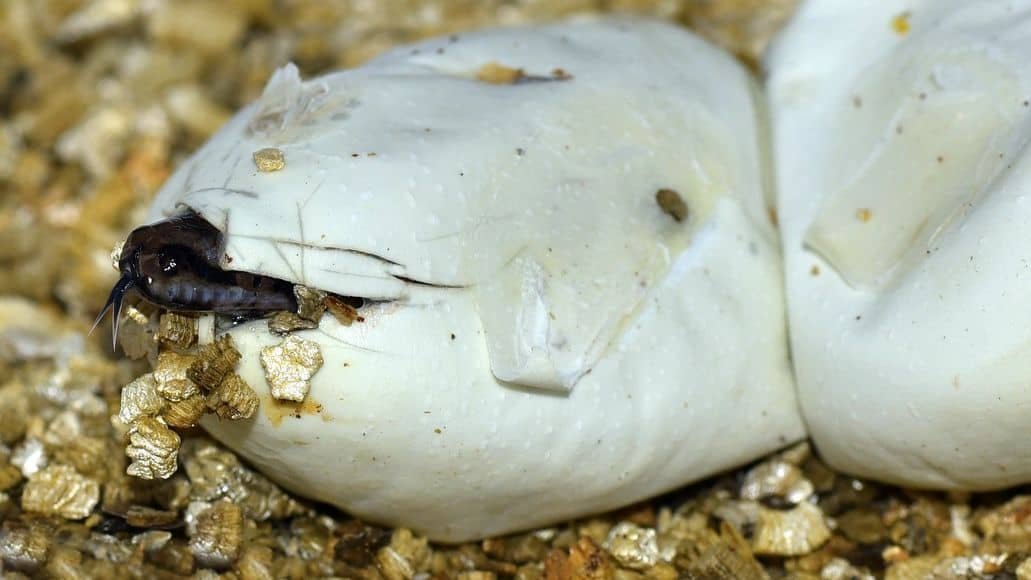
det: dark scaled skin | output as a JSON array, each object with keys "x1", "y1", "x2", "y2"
[{"x1": 93, "y1": 209, "x2": 298, "y2": 348}]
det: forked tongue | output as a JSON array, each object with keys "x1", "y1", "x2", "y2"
[{"x1": 90, "y1": 274, "x2": 134, "y2": 351}]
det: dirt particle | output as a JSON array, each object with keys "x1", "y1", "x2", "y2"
[
  {"x1": 656, "y1": 188, "x2": 688, "y2": 222},
  {"x1": 263, "y1": 394, "x2": 331, "y2": 427}
]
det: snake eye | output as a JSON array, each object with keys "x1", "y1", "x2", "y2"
[
  {"x1": 160, "y1": 253, "x2": 178, "y2": 274},
  {"x1": 157, "y1": 247, "x2": 188, "y2": 275}
]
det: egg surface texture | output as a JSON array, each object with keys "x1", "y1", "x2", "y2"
[
  {"x1": 148, "y1": 18, "x2": 804, "y2": 541},
  {"x1": 768, "y1": 0, "x2": 1031, "y2": 489}
]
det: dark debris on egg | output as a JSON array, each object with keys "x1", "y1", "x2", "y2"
[{"x1": 1, "y1": 0, "x2": 1030, "y2": 578}]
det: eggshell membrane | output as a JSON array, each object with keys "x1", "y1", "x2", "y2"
[
  {"x1": 768, "y1": 0, "x2": 1031, "y2": 489},
  {"x1": 140, "y1": 17, "x2": 805, "y2": 541}
]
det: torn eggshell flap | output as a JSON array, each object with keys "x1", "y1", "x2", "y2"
[
  {"x1": 768, "y1": 0, "x2": 1031, "y2": 489},
  {"x1": 148, "y1": 18, "x2": 804, "y2": 541}
]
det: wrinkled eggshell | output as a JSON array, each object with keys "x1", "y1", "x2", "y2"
[
  {"x1": 146, "y1": 18, "x2": 804, "y2": 541},
  {"x1": 768, "y1": 0, "x2": 1031, "y2": 489}
]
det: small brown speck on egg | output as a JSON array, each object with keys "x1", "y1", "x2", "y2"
[
  {"x1": 656, "y1": 188, "x2": 689, "y2": 222},
  {"x1": 475, "y1": 62, "x2": 526, "y2": 84},
  {"x1": 551, "y1": 68, "x2": 572, "y2": 80}
]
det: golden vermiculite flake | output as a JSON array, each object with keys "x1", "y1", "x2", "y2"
[
  {"x1": 50, "y1": 436, "x2": 107, "y2": 480},
  {"x1": 125, "y1": 505, "x2": 179, "y2": 528},
  {"x1": 156, "y1": 378, "x2": 200, "y2": 403},
  {"x1": 604, "y1": 522, "x2": 660, "y2": 570},
  {"x1": 120, "y1": 331, "x2": 260, "y2": 480},
  {"x1": 153, "y1": 351, "x2": 201, "y2": 401},
  {"x1": 294, "y1": 285, "x2": 327, "y2": 322},
  {"x1": 752, "y1": 502, "x2": 831, "y2": 556},
  {"x1": 162, "y1": 394, "x2": 207, "y2": 429},
  {"x1": 0, "y1": 460, "x2": 22, "y2": 491},
  {"x1": 206, "y1": 373, "x2": 259, "y2": 421},
  {"x1": 260, "y1": 335, "x2": 324, "y2": 402},
  {"x1": 680, "y1": 522, "x2": 767, "y2": 580},
  {"x1": 118, "y1": 374, "x2": 166, "y2": 424},
  {"x1": 267, "y1": 285, "x2": 327, "y2": 334},
  {"x1": 0, "y1": 520, "x2": 50, "y2": 571},
  {"x1": 190, "y1": 500, "x2": 244, "y2": 569},
  {"x1": 236, "y1": 545, "x2": 276, "y2": 579},
  {"x1": 187, "y1": 335, "x2": 242, "y2": 390},
  {"x1": 20, "y1": 464, "x2": 100, "y2": 520},
  {"x1": 157, "y1": 312, "x2": 197, "y2": 350},
  {"x1": 376, "y1": 528, "x2": 432, "y2": 580},
  {"x1": 267, "y1": 311, "x2": 318, "y2": 335},
  {"x1": 125, "y1": 417, "x2": 181, "y2": 480},
  {"x1": 109, "y1": 240, "x2": 125, "y2": 272}
]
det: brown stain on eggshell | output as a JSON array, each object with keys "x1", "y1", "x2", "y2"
[{"x1": 262, "y1": 394, "x2": 332, "y2": 427}]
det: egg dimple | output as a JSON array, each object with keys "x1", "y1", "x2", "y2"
[{"x1": 804, "y1": 36, "x2": 1030, "y2": 289}]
